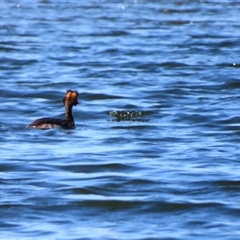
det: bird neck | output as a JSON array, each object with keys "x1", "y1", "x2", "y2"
[{"x1": 65, "y1": 103, "x2": 74, "y2": 122}]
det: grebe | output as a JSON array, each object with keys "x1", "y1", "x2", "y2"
[{"x1": 27, "y1": 90, "x2": 79, "y2": 129}]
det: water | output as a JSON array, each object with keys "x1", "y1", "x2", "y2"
[{"x1": 1, "y1": 1, "x2": 240, "y2": 239}]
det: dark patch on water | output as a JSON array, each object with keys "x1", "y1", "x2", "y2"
[{"x1": 109, "y1": 110, "x2": 153, "y2": 122}]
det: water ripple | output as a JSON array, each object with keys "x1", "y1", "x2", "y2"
[{"x1": 1, "y1": 1, "x2": 240, "y2": 239}]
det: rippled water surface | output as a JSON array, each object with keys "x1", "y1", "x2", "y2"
[{"x1": 1, "y1": 1, "x2": 240, "y2": 239}]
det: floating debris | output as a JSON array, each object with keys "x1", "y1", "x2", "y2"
[{"x1": 109, "y1": 110, "x2": 153, "y2": 122}]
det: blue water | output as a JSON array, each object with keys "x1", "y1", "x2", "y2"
[{"x1": 1, "y1": 1, "x2": 240, "y2": 239}]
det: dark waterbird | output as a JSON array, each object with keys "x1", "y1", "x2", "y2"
[{"x1": 26, "y1": 90, "x2": 79, "y2": 129}]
